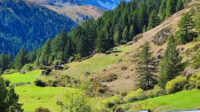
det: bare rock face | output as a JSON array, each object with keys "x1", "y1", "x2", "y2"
[{"x1": 153, "y1": 27, "x2": 173, "y2": 46}]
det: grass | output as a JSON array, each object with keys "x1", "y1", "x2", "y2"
[
  {"x1": 61, "y1": 44, "x2": 133, "y2": 78},
  {"x1": 125, "y1": 90, "x2": 200, "y2": 111},
  {"x1": 3, "y1": 70, "x2": 79, "y2": 112},
  {"x1": 3, "y1": 70, "x2": 41, "y2": 84},
  {"x1": 15, "y1": 85, "x2": 78, "y2": 112}
]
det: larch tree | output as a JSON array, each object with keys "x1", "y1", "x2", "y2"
[
  {"x1": 136, "y1": 42, "x2": 157, "y2": 90},
  {"x1": 158, "y1": 35, "x2": 183, "y2": 88}
]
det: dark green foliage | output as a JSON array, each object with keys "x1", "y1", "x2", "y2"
[
  {"x1": 95, "y1": 30, "x2": 110, "y2": 53},
  {"x1": 158, "y1": 36, "x2": 183, "y2": 88},
  {"x1": 14, "y1": 47, "x2": 28, "y2": 70},
  {"x1": 35, "y1": 107, "x2": 50, "y2": 112},
  {"x1": 39, "y1": 39, "x2": 51, "y2": 65},
  {"x1": 0, "y1": 54, "x2": 13, "y2": 74},
  {"x1": 2, "y1": 0, "x2": 185, "y2": 71},
  {"x1": 122, "y1": 26, "x2": 129, "y2": 41},
  {"x1": 136, "y1": 42, "x2": 157, "y2": 90},
  {"x1": 195, "y1": 13, "x2": 200, "y2": 37},
  {"x1": 165, "y1": 76, "x2": 187, "y2": 94},
  {"x1": 159, "y1": 0, "x2": 185, "y2": 19},
  {"x1": 34, "y1": 79, "x2": 46, "y2": 87},
  {"x1": 0, "y1": 0, "x2": 76, "y2": 56},
  {"x1": 147, "y1": 10, "x2": 161, "y2": 30},
  {"x1": 159, "y1": 0, "x2": 167, "y2": 21},
  {"x1": 0, "y1": 76, "x2": 22, "y2": 112},
  {"x1": 175, "y1": 13, "x2": 195, "y2": 44},
  {"x1": 58, "y1": 92, "x2": 92, "y2": 112}
]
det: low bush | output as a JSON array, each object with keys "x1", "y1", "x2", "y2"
[
  {"x1": 34, "y1": 79, "x2": 46, "y2": 87},
  {"x1": 35, "y1": 107, "x2": 50, "y2": 112},
  {"x1": 165, "y1": 76, "x2": 187, "y2": 94},
  {"x1": 20, "y1": 64, "x2": 35, "y2": 73},
  {"x1": 145, "y1": 85, "x2": 166, "y2": 98},
  {"x1": 124, "y1": 88, "x2": 144, "y2": 102},
  {"x1": 188, "y1": 73, "x2": 200, "y2": 89},
  {"x1": 103, "y1": 96, "x2": 122, "y2": 108}
]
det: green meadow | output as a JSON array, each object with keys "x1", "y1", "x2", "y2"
[
  {"x1": 3, "y1": 70, "x2": 78, "y2": 112},
  {"x1": 125, "y1": 90, "x2": 200, "y2": 111}
]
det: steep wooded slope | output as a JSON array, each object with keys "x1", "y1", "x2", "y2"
[{"x1": 0, "y1": 0, "x2": 76, "y2": 55}]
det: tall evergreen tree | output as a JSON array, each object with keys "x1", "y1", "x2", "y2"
[
  {"x1": 136, "y1": 42, "x2": 157, "y2": 90},
  {"x1": 122, "y1": 26, "x2": 129, "y2": 41},
  {"x1": 95, "y1": 30, "x2": 108, "y2": 53},
  {"x1": 5, "y1": 87, "x2": 23, "y2": 112},
  {"x1": 14, "y1": 47, "x2": 28, "y2": 70},
  {"x1": 195, "y1": 13, "x2": 200, "y2": 37},
  {"x1": 159, "y1": 0, "x2": 167, "y2": 20},
  {"x1": 147, "y1": 10, "x2": 161, "y2": 30},
  {"x1": 176, "y1": 13, "x2": 194, "y2": 44},
  {"x1": 0, "y1": 76, "x2": 22, "y2": 112},
  {"x1": 176, "y1": 0, "x2": 184, "y2": 12},
  {"x1": 50, "y1": 29, "x2": 68, "y2": 61},
  {"x1": 39, "y1": 39, "x2": 51, "y2": 65},
  {"x1": 129, "y1": 25, "x2": 135, "y2": 40},
  {"x1": 158, "y1": 35, "x2": 183, "y2": 88},
  {"x1": 114, "y1": 30, "x2": 120, "y2": 45},
  {"x1": 0, "y1": 76, "x2": 8, "y2": 111},
  {"x1": 166, "y1": 0, "x2": 178, "y2": 17}
]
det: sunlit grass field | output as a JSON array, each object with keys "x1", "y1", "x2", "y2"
[
  {"x1": 15, "y1": 85, "x2": 77, "y2": 112},
  {"x1": 61, "y1": 44, "x2": 133, "y2": 78},
  {"x1": 3, "y1": 70, "x2": 78, "y2": 112},
  {"x1": 3, "y1": 70, "x2": 41, "y2": 84},
  {"x1": 124, "y1": 90, "x2": 200, "y2": 111}
]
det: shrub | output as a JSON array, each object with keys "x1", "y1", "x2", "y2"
[
  {"x1": 165, "y1": 76, "x2": 187, "y2": 94},
  {"x1": 144, "y1": 85, "x2": 166, "y2": 98},
  {"x1": 20, "y1": 64, "x2": 35, "y2": 73},
  {"x1": 34, "y1": 79, "x2": 46, "y2": 87},
  {"x1": 3, "y1": 69, "x2": 16, "y2": 74},
  {"x1": 35, "y1": 107, "x2": 50, "y2": 112},
  {"x1": 124, "y1": 88, "x2": 144, "y2": 102},
  {"x1": 58, "y1": 92, "x2": 92, "y2": 112},
  {"x1": 103, "y1": 96, "x2": 122, "y2": 108},
  {"x1": 188, "y1": 73, "x2": 200, "y2": 89}
]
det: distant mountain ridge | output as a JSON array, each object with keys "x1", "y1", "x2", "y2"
[
  {"x1": 0, "y1": 0, "x2": 76, "y2": 55},
  {"x1": 27, "y1": 0, "x2": 130, "y2": 9}
]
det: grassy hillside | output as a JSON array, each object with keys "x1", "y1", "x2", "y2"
[
  {"x1": 60, "y1": 44, "x2": 133, "y2": 78},
  {"x1": 3, "y1": 70, "x2": 41, "y2": 84},
  {"x1": 123, "y1": 90, "x2": 200, "y2": 111},
  {"x1": 3, "y1": 71, "x2": 79, "y2": 112},
  {"x1": 15, "y1": 85, "x2": 77, "y2": 112}
]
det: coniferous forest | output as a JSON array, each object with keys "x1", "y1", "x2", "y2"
[{"x1": 2, "y1": 0, "x2": 200, "y2": 112}]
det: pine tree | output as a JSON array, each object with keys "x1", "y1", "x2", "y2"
[
  {"x1": 129, "y1": 25, "x2": 135, "y2": 40},
  {"x1": 136, "y1": 42, "x2": 157, "y2": 90},
  {"x1": 158, "y1": 35, "x2": 183, "y2": 88},
  {"x1": 39, "y1": 39, "x2": 51, "y2": 65},
  {"x1": 166, "y1": 0, "x2": 178, "y2": 17},
  {"x1": 176, "y1": 13, "x2": 194, "y2": 44},
  {"x1": 95, "y1": 30, "x2": 108, "y2": 53},
  {"x1": 176, "y1": 0, "x2": 184, "y2": 12},
  {"x1": 50, "y1": 29, "x2": 68, "y2": 61},
  {"x1": 114, "y1": 30, "x2": 120, "y2": 45},
  {"x1": 159, "y1": 0, "x2": 167, "y2": 20},
  {"x1": 14, "y1": 47, "x2": 28, "y2": 70},
  {"x1": 147, "y1": 10, "x2": 160, "y2": 30},
  {"x1": 5, "y1": 87, "x2": 23, "y2": 112},
  {"x1": 195, "y1": 13, "x2": 200, "y2": 37},
  {"x1": 0, "y1": 76, "x2": 8, "y2": 111},
  {"x1": 63, "y1": 38, "x2": 73, "y2": 62},
  {"x1": 122, "y1": 26, "x2": 129, "y2": 41}
]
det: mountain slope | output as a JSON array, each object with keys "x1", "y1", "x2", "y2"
[{"x1": 0, "y1": 0, "x2": 76, "y2": 55}]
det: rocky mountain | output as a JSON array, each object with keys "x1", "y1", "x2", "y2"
[
  {"x1": 0, "y1": 0, "x2": 76, "y2": 55},
  {"x1": 26, "y1": 0, "x2": 130, "y2": 24}
]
